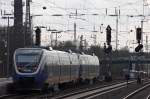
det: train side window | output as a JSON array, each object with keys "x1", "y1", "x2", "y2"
[
  {"x1": 53, "y1": 65, "x2": 60, "y2": 76},
  {"x1": 74, "y1": 55, "x2": 79, "y2": 65},
  {"x1": 48, "y1": 56, "x2": 51, "y2": 65},
  {"x1": 53, "y1": 54, "x2": 59, "y2": 65}
]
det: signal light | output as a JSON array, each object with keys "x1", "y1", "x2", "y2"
[
  {"x1": 106, "y1": 25, "x2": 111, "y2": 45},
  {"x1": 35, "y1": 27, "x2": 41, "y2": 46},
  {"x1": 136, "y1": 28, "x2": 142, "y2": 43},
  {"x1": 43, "y1": 6, "x2": 47, "y2": 10},
  {"x1": 135, "y1": 44, "x2": 143, "y2": 52}
]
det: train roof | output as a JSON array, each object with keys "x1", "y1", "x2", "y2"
[
  {"x1": 16, "y1": 47, "x2": 44, "y2": 50},
  {"x1": 15, "y1": 47, "x2": 98, "y2": 58}
]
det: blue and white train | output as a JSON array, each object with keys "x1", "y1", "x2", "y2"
[{"x1": 12, "y1": 47, "x2": 99, "y2": 91}]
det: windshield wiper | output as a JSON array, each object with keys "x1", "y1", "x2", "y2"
[{"x1": 25, "y1": 62, "x2": 34, "y2": 67}]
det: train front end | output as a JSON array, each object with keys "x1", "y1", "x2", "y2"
[{"x1": 13, "y1": 48, "x2": 45, "y2": 90}]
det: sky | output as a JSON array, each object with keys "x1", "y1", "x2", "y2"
[{"x1": 1, "y1": 0, "x2": 150, "y2": 51}]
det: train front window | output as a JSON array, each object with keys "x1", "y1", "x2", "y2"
[{"x1": 16, "y1": 53, "x2": 42, "y2": 73}]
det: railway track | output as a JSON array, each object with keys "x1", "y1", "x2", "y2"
[
  {"x1": 0, "y1": 80, "x2": 124, "y2": 99},
  {"x1": 23, "y1": 80, "x2": 129, "y2": 99},
  {"x1": 123, "y1": 81, "x2": 150, "y2": 99},
  {"x1": 0, "y1": 93, "x2": 39, "y2": 99},
  {"x1": 0, "y1": 94, "x2": 17, "y2": 99},
  {"x1": 34, "y1": 80, "x2": 134, "y2": 99},
  {"x1": 53, "y1": 80, "x2": 135, "y2": 99},
  {"x1": 0, "y1": 93, "x2": 38, "y2": 99},
  {"x1": 1, "y1": 79, "x2": 149, "y2": 99},
  {"x1": 146, "y1": 94, "x2": 150, "y2": 99},
  {"x1": 0, "y1": 94, "x2": 28, "y2": 99},
  {"x1": 52, "y1": 79, "x2": 150, "y2": 99}
]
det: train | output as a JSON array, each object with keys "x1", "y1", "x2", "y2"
[{"x1": 11, "y1": 47, "x2": 100, "y2": 91}]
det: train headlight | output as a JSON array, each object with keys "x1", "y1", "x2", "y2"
[
  {"x1": 32, "y1": 66, "x2": 38, "y2": 71},
  {"x1": 18, "y1": 67, "x2": 21, "y2": 70},
  {"x1": 17, "y1": 66, "x2": 23, "y2": 72}
]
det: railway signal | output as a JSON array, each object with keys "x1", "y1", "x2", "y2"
[
  {"x1": 35, "y1": 27, "x2": 41, "y2": 46},
  {"x1": 135, "y1": 44, "x2": 143, "y2": 52},
  {"x1": 43, "y1": 6, "x2": 47, "y2": 10},
  {"x1": 107, "y1": 45, "x2": 112, "y2": 52},
  {"x1": 136, "y1": 28, "x2": 142, "y2": 43},
  {"x1": 104, "y1": 25, "x2": 112, "y2": 54},
  {"x1": 106, "y1": 25, "x2": 112, "y2": 45},
  {"x1": 135, "y1": 27, "x2": 143, "y2": 52},
  {"x1": 104, "y1": 45, "x2": 112, "y2": 54}
]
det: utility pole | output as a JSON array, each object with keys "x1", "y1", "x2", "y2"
[
  {"x1": 92, "y1": 35, "x2": 97, "y2": 46},
  {"x1": 51, "y1": 31, "x2": 61, "y2": 47},
  {"x1": 7, "y1": 16, "x2": 10, "y2": 77},
  {"x1": 141, "y1": 20, "x2": 144, "y2": 46},
  {"x1": 92, "y1": 25, "x2": 98, "y2": 45},
  {"x1": 50, "y1": 32, "x2": 53, "y2": 47},
  {"x1": 25, "y1": 0, "x2": 32, "y2": 46},
  {"x1": 2, "y1": 14, "x2": 13, "y2": 77},
  {"x1": 143, "y1": 0, "x2": 145, "y2": 16},
  {"x1": 146, "y1": 35, "x2": 148, "y2": 53},
  {"x1": 56, "y1": 32, "x2": 58, "y2": 47},
  {"x1": 103, "y1": 25, "x2": 112, "y2": 81},
  {"x1": 80, "y1": 35, "x2": 83, "y2": 51},
  {"x1": 14, "y1": 0, "x2": 23, "y2": 47},
  {"x1": 135, "y1": 27, "x2": 143, "y2": 84},
  {"x1": 74, "y1": 22, "x2": 77, "y2": 42},
  {"x1": 109, "y1": 7, "x2": 119, "y2": 50},
  {"x1": 146, "y1": 35, "x2": 149, "y2": 77},
  {"x1": 115, "y1": 7, "x2": 119, "y2": 51},
  {"x1": 141, "y1": 0, "x2": 146, "y2": 50},
  {"x1": 74, "y1": 9, "x2": 78, "y2": 49},
  {"x1": 6, "y1": 16, "x2": 10, "y2": 77}
]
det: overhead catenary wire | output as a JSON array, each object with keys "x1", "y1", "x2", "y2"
[{"x1": 1, "y1": 0, "x2": 150, "y2": 50}]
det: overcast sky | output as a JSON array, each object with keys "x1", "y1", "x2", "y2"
[{"x1": 1, "y1": 0, "x2": 150, "y2": 51}]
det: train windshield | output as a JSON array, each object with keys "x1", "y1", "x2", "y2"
[{"x1": 15, "y1": 50, "x2": 42, "y2": 73}]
